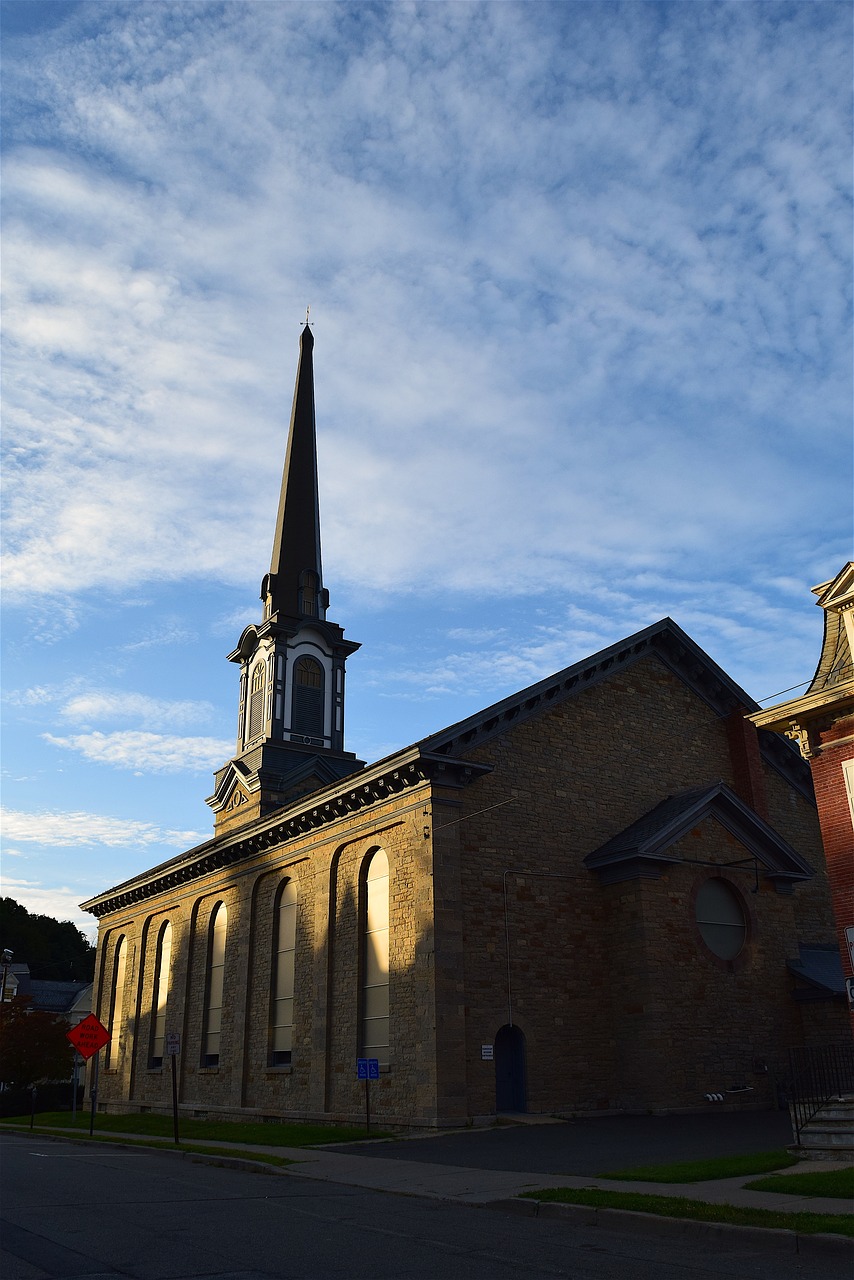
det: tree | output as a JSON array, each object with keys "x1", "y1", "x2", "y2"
[
  {"x1": 0, "y1": 997, "x2": 75, "y2": 1088},
  {"x1": 0, "y1": 898, "x2": 95, "y2": 981}
]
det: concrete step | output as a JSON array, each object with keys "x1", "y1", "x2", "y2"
[
  {"x1": 798, "y1": 1128, "x2": 854, "y2": 1149},
  {"x1": 788, "y1": 1143, "x2": 854, "y2": 1164}
]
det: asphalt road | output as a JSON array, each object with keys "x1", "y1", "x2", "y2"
[
  {"x1": 328, "y1": 1110, "x2": 797, "y2": 1175},
  {"x1": 0, "y1": 1133, "x2": 838, "y2": 1280}
]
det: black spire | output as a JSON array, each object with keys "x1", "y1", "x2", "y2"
[{"x1": 264, "y1": 323, "x2": 326, "y2": 621}]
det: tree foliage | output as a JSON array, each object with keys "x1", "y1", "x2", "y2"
[
  {"x1": 0, "y1": 897, "x2": 95, "y2": 981},
  {"x1": 0, "y1": 997, "x2": 75, "y2": 1088}
]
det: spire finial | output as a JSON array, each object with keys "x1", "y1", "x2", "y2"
[{"x1": 302, "y1": 305, "x2": 311, "y2": 328}]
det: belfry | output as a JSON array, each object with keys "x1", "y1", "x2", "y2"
[{"x1": 206, "y1": 325, "x2": 363, "y2": 835}]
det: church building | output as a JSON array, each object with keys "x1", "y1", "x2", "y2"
[{"x1": 82, "y1": 328, "x2": 849, "y2": 1127}]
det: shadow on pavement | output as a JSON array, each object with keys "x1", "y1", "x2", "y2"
[{"x1": 327, "y1": 1110, "x2": 795, "y2": 1175}]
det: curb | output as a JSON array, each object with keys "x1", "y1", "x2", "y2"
[{"x1": 485, "y1": 1197, "x2": 854, "y2": 1257}]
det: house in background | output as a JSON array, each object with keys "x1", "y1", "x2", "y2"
[
  {"x1": 81, "y1": 331, "x2": 850, "y2": 1127},
  {"x1": 0, "y1": 961, "x2": 92, "y2": 1023}
]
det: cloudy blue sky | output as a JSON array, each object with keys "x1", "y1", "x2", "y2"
[{"x1": 2, "y1": 0, "x2": 851, "y2": 938}]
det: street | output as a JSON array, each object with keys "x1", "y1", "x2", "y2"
[{"x1": 0, "y1": 1134, "x2": 840, "y2": 1280}]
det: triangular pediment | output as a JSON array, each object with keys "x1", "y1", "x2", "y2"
[
  {"x1": 584, "y1": 782, "x2": 815, "y2": 888},
  {"x1": 206, "y1": 759, "x2": 257, "y2": 814},
  {"x1": 813, "y1": 561, "x2": 854, "y2": 611}
]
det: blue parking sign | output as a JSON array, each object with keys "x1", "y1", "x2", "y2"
[
  {"x1": 357, "y1": 1058, "x2": 368, "y2": 1079},
  {"x1": 368, "y1": 1058, "x2": 380, "y2": 1080}
]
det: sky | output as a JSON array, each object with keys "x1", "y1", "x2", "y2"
[{"x1": 1, "y1": 0, "x2": 851, "y2": 941}]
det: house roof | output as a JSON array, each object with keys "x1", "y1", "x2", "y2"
[{"x1": 28, "y1": 980, "x2": 92, "y2": 1014}]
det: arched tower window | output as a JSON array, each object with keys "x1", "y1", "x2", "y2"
[
  {"x1": 292, "y1": 656, "x2": 324, "y2": 738},
  {"x1": 361, "y1": 849, "x2": 390, "y2": 1068},
  {"x1": 149, "y1": 921, "x2": 173, "y2": 1068},
  {"x1": 202, "y1": 904, "x2": 227, "y2": 1067},
  {"x1": 248, "y1": 661, "x2": 266, "y2": 740},
  {"x1": 270, "y1": 879, "x2": 297, "y2": 1065},
  {"x1": 105, "y1": 935, "x2": 127, "y2": 1069}
]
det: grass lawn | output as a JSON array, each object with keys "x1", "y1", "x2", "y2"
[
  {"x1": 521, "y1": 1186, "x2": 854, "y2": 1236},
  {"x1": 1, "y1": 1111, "x2": 386, "y2": 1147},
  {"x1": 745, "y1": 1166, "x2": 854, "y2": 1200},
  {"x1": 600, "y1": 1149, "x2": 797, "y2": 1183}
]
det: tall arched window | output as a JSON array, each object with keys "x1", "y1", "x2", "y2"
[
  {"x1": 105, "y1": 935, "x2": 127, "y2": 1069},
  {"x1": 202, "y1": 904, "x2": 227, "y2": 1066},
  {"x1": 149, "y1": 921, "x2": 173, "y2": 1067},
  {"x1": 292, "y1": 656, "x2": 324, "y2": 737},
  {"x1": 270, "y1": 880, "x2": 297, "y2": 1065},
  {"x1": 361, "y1": 849, "x2": 390, "y2": 1068},
  {"x1": 248, "y1": 662, "x2": 266, "y2": 740}
]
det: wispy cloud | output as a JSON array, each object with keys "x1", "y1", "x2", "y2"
[
  {"x1": 43, "y1": 731, "x2": 232, "y2": 773},
  {"x1": 1, "y1": 807, "x2": 202, "y2": 849},
  {"x1": 60, "y1": 691, "x2": 214, "y2": 731},
  {"x1": 2, "y1": 2, "x2": 849, "y2": 606}
]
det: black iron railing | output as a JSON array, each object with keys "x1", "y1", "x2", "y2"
[{"x1": 787, "y1": 1043, "x2": 854, "y2": 1144}]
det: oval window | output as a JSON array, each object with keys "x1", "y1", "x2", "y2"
[{"x1": 695, "y1": 879, "x2": 746, "y2": 960}]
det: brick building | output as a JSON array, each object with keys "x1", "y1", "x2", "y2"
[
  {"x1": 749, "y1": 563, "x2": 854, "y2": 1032},
  {"x1": 81, "y1": 331, "x2": 850, "y2": 1126}
]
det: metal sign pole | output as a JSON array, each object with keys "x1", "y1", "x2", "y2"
[
  {"x1": 365, "y1": 1078, "x2": 370, "y2": 1135},
  {"x1": 71, "y1": 1054, "x2": 79, "y2": 1122},
  {"x1": 89, "y1": 1050, "x2": 99, "y2": 1137},
  {"x1": 171, "y1": 1053, "x2": 180, "y2": 1145}
]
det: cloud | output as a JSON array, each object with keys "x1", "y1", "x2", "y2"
[
  {"x1": 60, "y1": 691, "x2": 214, "y2": 731},
  {"x1": 43, "y1": 731, "x2": 232, "y2": 773},
  {"x1": 0, "y1": 2, "x2": 848, "y2": 609},
  {"x1": 6, "y1": 681, "x2": 217, "y2": 732},
  {"x1": 0, "y1": 807, "x2": 202, "y2": 849}
]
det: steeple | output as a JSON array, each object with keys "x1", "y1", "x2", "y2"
[
  {"x1": 262, "y1": 323, "x2": 328, "y2": 624},
  {"x1": 207, "y1": 323, "x2": 363, "y2": 835}
]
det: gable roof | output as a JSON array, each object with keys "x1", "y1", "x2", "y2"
[
  {"x1": 584, "y1": 781, "x2": 815, "y2": 888},
  {"x1": 421, "y1": 617, "x2": 811, "y2": 800}
]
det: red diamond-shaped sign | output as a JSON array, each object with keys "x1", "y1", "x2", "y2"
[{"x1": 66, "y1": 1013, "x2": 111, "y2": 1060}]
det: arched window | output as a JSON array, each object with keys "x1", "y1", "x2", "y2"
[
  {"x1": 202, "y1": 904, "x2": 227, "y2": 1066},
  {"x1": 149, "y1": 921, "x2": 173, "y2": 1067},
  {"x1": 105, "y1": 935, "x2": 127, "y2": 1069},
  {"x1": 696, "y1": 879, "x2": 747, "y2": 960},
  {"x1": 361, "y1": 849, "x2": 390, "y2": 1068},
  {"x1": 270, "y1": 880, "x2": 297, "y2": 1065},
  {"x1": 292, "y1": 656, "x2": 324, "y2": 738},
  {"x1": 248, "y1": 661, "x2": 266, "y2": 740}
]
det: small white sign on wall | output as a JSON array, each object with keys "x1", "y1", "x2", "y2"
[{"x1": 481, "y1": 1044, "x2": 494, "y2": 1061}]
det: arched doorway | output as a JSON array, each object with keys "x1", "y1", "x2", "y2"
[{"x1": 494, "y1": 1024, "x2": 527, "y2": 1113}]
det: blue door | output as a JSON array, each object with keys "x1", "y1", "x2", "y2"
[{"x1": 494, "y1": 1024, "x2": 527, "y2": 1112}]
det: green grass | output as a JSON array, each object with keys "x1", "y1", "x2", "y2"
[
  {"x1": 521, "y1": 1186, "x2": 854, "y2": 1236},
  {"x1": 181, "y1": 1144, "x2": 295, "y2": 1167},
  {"x1": 1, "y1": 1111, "x2": 386, "y2": 1147},
  {"x1": 745, "y1": 1166, "x2": 854, "y2": 1200},
  {"x1": 600, "y1": 1149, "x2": 797, "y2": 1183}
]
